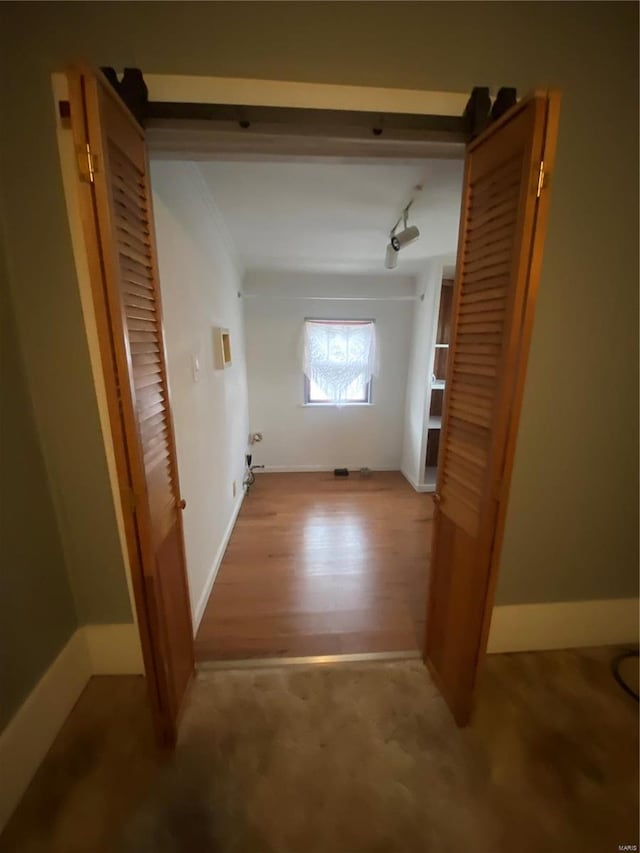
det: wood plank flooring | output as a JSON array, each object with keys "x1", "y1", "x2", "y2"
[{"x1": 195, "y1": 471, "x2": 434, "y2": 660}]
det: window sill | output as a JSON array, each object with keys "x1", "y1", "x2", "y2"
[{"x1": 299, "y1": 402, "x2": 374, "y2": 408}]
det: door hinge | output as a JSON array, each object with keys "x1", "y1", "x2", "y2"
[
  {"x1": 536, "y1": 160, "x2": 545, "y2": 198},
  {"x1": 78, "y1": 143, "x2": 97, "y2": 184}
]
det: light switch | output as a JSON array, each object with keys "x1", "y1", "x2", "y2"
[{"x1": 192, "y1": 354, "x2": 201, "y2": 383}]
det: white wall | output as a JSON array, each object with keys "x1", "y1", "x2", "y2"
[
  {"x1": 401, "y1": 255, "x2": 456, "y2": 489},
  {"x1": 244, "y1": 271, "x2": 414, "y2": 471},
  {"x1": 150, "y1": 161, "x2": 250, "y2": 626}
]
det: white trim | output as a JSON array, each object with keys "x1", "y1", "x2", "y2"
[
  {"x1": 193, "y1": 492, "x2": 245, "y2": 633},
  {"x1": 299, "y1": 403, "x2": 374, "y2": 409},
  {"x1": 400, "y1": 467, "x2": 434, "y2": 493},
  {"x1": 0, "y1": 632, "x2": 91, "y2": 830},
  {"x1": 82, "y1": 624, "x2": 144, "y2": 675},
  {"x1": 487, "y1": 598, "x2": 640, "y2": 653},
  {"x1": 257, "y1": 465, "x2": 400, "y2": 474}
]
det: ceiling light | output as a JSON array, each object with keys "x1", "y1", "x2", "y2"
[
  {"x1": 391, "y1": 225, "x2": 420, "y2": 251},
  {"x1": 384, "y1": 194, "x2": 421, "y2": 269}
]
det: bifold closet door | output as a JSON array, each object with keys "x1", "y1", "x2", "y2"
[
  {"x1": 425, "y1": 91, "x2": 561, "y2": 725},
  {"x1": 68, "y1": 67, "x2": 194, "y2": 745}
]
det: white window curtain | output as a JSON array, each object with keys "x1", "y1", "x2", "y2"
[{"x1": 302, "y1": 320, "x2": 378, "y2": 405}]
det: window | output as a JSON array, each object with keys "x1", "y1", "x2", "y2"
[
  {"x1": 305, "y1": 374, "x2": 371, "y2": 404},
  {"x1": 302, "y1": 319, "x2": 376, "y2": 405}
]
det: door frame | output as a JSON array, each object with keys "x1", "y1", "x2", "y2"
[
  {"x1": 54, "y1": 70, "x2": 468, "y2": 628},
  {"x1": 54, "y1": 70, "x2": 555, "y2": 735}
]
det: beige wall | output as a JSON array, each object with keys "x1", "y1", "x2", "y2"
[
  {"x1": 0, "y1": 2, "x2": 637, "y2": 635},
  {"x1": 0, "y1": 233, "x2": 78, "y2": 729},
  {"x1": 0, "y1": 13, "x2": 134, "y2": 625}
]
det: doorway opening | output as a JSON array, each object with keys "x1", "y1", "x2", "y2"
[
  {"x1": 61, "y1": 68, "x2": 560, "y2": 736},
  {"x1": 148, "y1": 152, "x2": 464, "y2": 663}
]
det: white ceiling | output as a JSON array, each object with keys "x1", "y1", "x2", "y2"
[{"x1": 197, "y1": 158, "x2": 463, "y2": 275}]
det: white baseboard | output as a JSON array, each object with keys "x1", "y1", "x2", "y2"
[
  {"x1": 487, "y1": 598, "x2": 639, "y2": 653},
  {"x1": 0, "y1": 622, "x2": 144, "y2": 831},
  {"x1": 0, "y1": 631, "x2": 91, "y2": 830},
  {"x1": 83, "y1": 624, "x2": 144, "y2": 674},
  {"x1": 259, "y1": 465, "x2": 400, "y2": 473},
  {"x1": 193, "y1": 492, "x2": 245, "y2": 633},
  {"x1": 400, "y1": 468, "x2": 434, "y2": 493}
]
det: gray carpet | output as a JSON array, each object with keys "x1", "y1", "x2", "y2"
[{"x1": 118, "y1": 655, "x2": 639, "y2": 853}]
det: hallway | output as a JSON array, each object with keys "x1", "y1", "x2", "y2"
[{"x1": 195, "y1": 472, "x2": 433, "y2": 660}]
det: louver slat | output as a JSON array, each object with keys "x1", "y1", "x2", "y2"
[
  {"x1": 439, "y1": 151, "x2": 524, "y2": 537},
  {"x1": 109, "y1": 140, "x2": 176, "y2": 541}
]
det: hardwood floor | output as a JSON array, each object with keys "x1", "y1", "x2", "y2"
[{"x1": 195, "y1": 471, "x2": 434, "y2": 660}]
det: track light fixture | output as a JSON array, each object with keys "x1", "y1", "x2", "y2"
[
  {"x1": 385, "y1": 242, "x2": 398, "y2": 269},
  {"x1": 391, "y1": 224, "x2": 420, "y2": 251},
  {"x1": 384, "y1": 197, "x2": 420, "y2": 269}
]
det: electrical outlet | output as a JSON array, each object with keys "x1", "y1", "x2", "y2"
[{"x1": 232, "y1": 480, "x2": 237, "y2": 498}]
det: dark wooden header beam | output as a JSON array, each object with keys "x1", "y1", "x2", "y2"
[
  {"x1": 60, "y1": 98, "x2": 467, "y2": 144},
  {"x1": 58, "y1": 68, "x2": 517, "y2": 147},
  {"x1": 146, "y1": 102, "x2": 466, "y2": 138}
]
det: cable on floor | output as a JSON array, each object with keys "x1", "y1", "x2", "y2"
[{"x1": 610, "y1": 649, "x2": 639, "y2": 702}]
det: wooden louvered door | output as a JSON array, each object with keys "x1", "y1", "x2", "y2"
[
  {"x1": 68, "y1": 68, "x2": 194, "y2": 744},
  {"x1": 425, "y1": 92, "x2": 561, "y2": 725}
]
